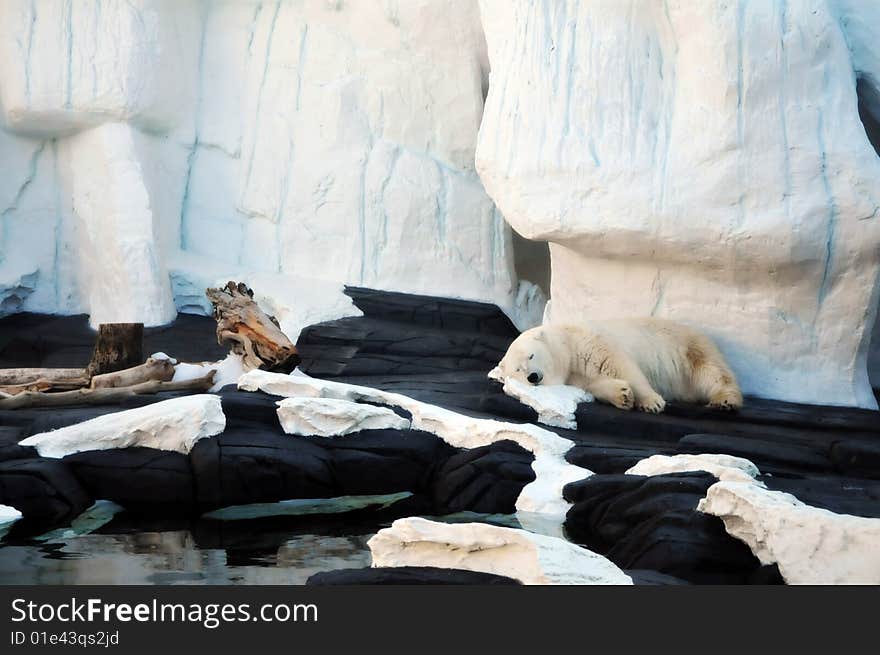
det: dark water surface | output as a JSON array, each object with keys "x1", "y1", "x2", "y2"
[
  {"x1": 0, "y1": 501, "x2": 524, "y2": 585},
  {"x1": 0, "y1": 512, "x2": 381, "y2": 585}
]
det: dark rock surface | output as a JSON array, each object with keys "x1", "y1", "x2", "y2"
[
  {"x1": 63, "y1": 448, "x2": 196, "y2": 515},
  {"x1": 625, "y1": 569, "x2": 690, "y2": 585},
  {"x1": 869, "y1": 307, "x2": 879, "y2": 392},
  {"x1": 297, "y1": 286, "x2": 517, "y2": 379},
  {"x1": 0, "y1": 393, "x2": 535, "y2": 533},
  {"x1": 0, "y1": 458, "x2": 92, "y2": 530},
  {"x1": 563, "y1": 472, "x2": 783, "y2": 584},
  {"x1": 0, "y1": 298, "x2": 536, "y2": 527},
  {"x1": 430, "y1": 440, "x2": 535, "y2": 514},
  {"x1": 190, "y1": 422, "x2": 460, "y2": 510},
  {"x1": 306, "y1": 566, "x2": 521, "y2": 585},
  {"x1": 300, "y1": 291, "x2": 880, "y2": 521},
  {"x1": 0, "y1": 425, "x2": 37, "y2": 463},
  {"x1": 1, "y1": 288, "x2": 879, "y2": 585},
  {"x1": 308, "y1": 565, "x2": 690, "y2": 585},
  {"x1": 300, "y1": 291, "x2": 880, "y2": 506}
]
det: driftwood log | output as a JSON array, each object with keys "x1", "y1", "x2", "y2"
[
  {"x1": 86, "y1": 323, "x2": 144, "y2": 377},
  {"x1": 0, "y1": 368, "x2": 89, "y2": 391},
  {"x1": 207, "y1": 281, "x2": 300, "y2": 371},
  {"x1": 0, "y1": 371, "x2": 216, "y2": 410},
  {"x1": 0, "y1": 322, "x2": 144, "y2": 394},
  {"x1": 89, "y1": 357, "x2": 175, "y2": 389}
]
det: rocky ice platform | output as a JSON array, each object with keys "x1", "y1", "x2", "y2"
[{"x1": 1, "y1": 288, "x2": 879, "y2": 584}]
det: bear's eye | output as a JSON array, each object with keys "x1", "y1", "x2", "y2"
[{"x1": 528, "y1": 354, "x2": 534, "y2": 360}]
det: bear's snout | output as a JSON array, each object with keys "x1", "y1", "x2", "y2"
[{"x1": 527, "y1": 371, "x2": 543, "y2": 385}]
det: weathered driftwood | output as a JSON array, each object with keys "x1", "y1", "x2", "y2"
[
  {"x1": 0, "y1": 371, "x2": 216, "y2": 410},
  {"x1": 0, "y1": 359, "x2": 174, "y2": 396},
  {"x1": 0, "y1": 368, "x2": 89, "y2": 389},
  {"x1": 89, "y1": 357, "x2": 175, "y2": 389},
  {"x1": 0, "y1": 323, "x2": 148, "y2": 397},
  {"x1": 0, "y1": 379, "x2": 53, "y2": 395},
  {"x1": 86, "y1": 323, "x2": 144, "y2": 377},
  {"x1": 206, "y1": 281, "x2": 300, "y2": 371}
]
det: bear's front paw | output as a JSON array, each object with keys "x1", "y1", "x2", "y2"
[
  {"x1": 636, "y1": 392, "x2": 666, "y2": 413},
  {"x1": 611, "y1": 382, "x2": 635, "y2": 410},
  {"x1": 707, "y1": 392, "x2": 742, "y2": 411}
]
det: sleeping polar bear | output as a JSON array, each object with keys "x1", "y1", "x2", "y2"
[{"x1": 491, "y1": 319, "x2": 742, "y2": 413}]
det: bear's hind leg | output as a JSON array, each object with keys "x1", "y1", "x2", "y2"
[{"x1": 686, "y1": 340, "x2": 743, "y2": 410}]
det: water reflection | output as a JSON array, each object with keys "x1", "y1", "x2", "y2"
[
  {"x1": 0, "y1": 502, "x2": 540, "y2": 585},
  {"x1": 0, "y1": 513, "x2": 380, "y2": 585}
]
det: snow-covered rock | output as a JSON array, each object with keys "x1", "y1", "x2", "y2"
[
  {"x1": 19, "y1": 394, "x2": 225, "y2": 458},
  {"x1": 0, "y1": 504, "x2": 21, "y2": 526},
  {"x1": 0, "y1": 0, "x2": 532, "y2": 331},
  {"x1": 368, "y1": 517, "x2": 632, "y2": 585},
  {"x1": 628, "y1": 451, "x2": 880, "y2": 583},
  {"x1": 497, "y1": 377, "x2": 591, "y2": 429},
  {"x1": 171, "y1": 353, "x2": 248, "y2": 393},
  {"x1": 238, "y1": 368, "x2": 352, "y2": 399},
  {"x1": 698, "y1": 481, "x2": 880, "y2": 585},
  {"x1": 476, "y1": 0, "x2": 880, "y2": 408},
  {"x1": 626, "y1": 453, "x2": 762, "y2": 485},
  {"x1": 276, "y1": 397, "x2": 410, "y2": 437},
  {"x1": 238, "y1": 369, "x2": 591, "y2": 515},
  {"x1": 0, "y1": 504, "x2": 22, "y2": 540}
]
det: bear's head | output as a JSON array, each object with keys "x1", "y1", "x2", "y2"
[{"x1": 490, "y1": 327, "x2": 567, "y2": 386}]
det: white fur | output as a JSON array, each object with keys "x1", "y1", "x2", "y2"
[{"x1": 494, "y1": 319, "x2": 742, "y2": 413}]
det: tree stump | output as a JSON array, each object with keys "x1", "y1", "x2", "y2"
[{"x1": 86, "y1": 323, "x2": 144, "y2": 377}]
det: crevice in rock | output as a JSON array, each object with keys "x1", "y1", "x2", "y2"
[{"x1": 857, "y1": 77, "x2": 880, "y2": 158}]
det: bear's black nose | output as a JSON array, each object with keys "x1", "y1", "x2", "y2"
[{"x1": 527, "y1": 372, "x2": 542, "y2": 384}]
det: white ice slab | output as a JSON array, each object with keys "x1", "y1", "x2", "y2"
[
  {"x1": 368, "y1": 517, "x2": 632, "y2": 585},
  {"x1": 19, "y1": 394, "x2": 225, "y2": 458}
]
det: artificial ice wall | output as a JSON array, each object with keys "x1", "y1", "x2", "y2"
[
  {"x1": 0, "y1": 0, "x2": 878, "y2": 408},
  {"x1": 0, "y1": 0, "x2": 542, "y2": 338}
]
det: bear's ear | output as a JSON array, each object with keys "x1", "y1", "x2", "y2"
[{"x1": 533, "y1": 329, "x2": 545, "y2": 342}]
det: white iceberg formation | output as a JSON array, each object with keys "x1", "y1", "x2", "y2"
[
  {"x1": 276, "y1": 397, "x2": 410, "y2": 437},
  {"x1": 19, "y1": 394, "x2": 225, "y2": 458},
  {"x1": 368, "y1": 517, "x2": 632, "y2": 585}
]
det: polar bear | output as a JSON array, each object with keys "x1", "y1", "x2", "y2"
[{"x1": 491, "y1": 319, "x2": 742, "y2": 413}]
